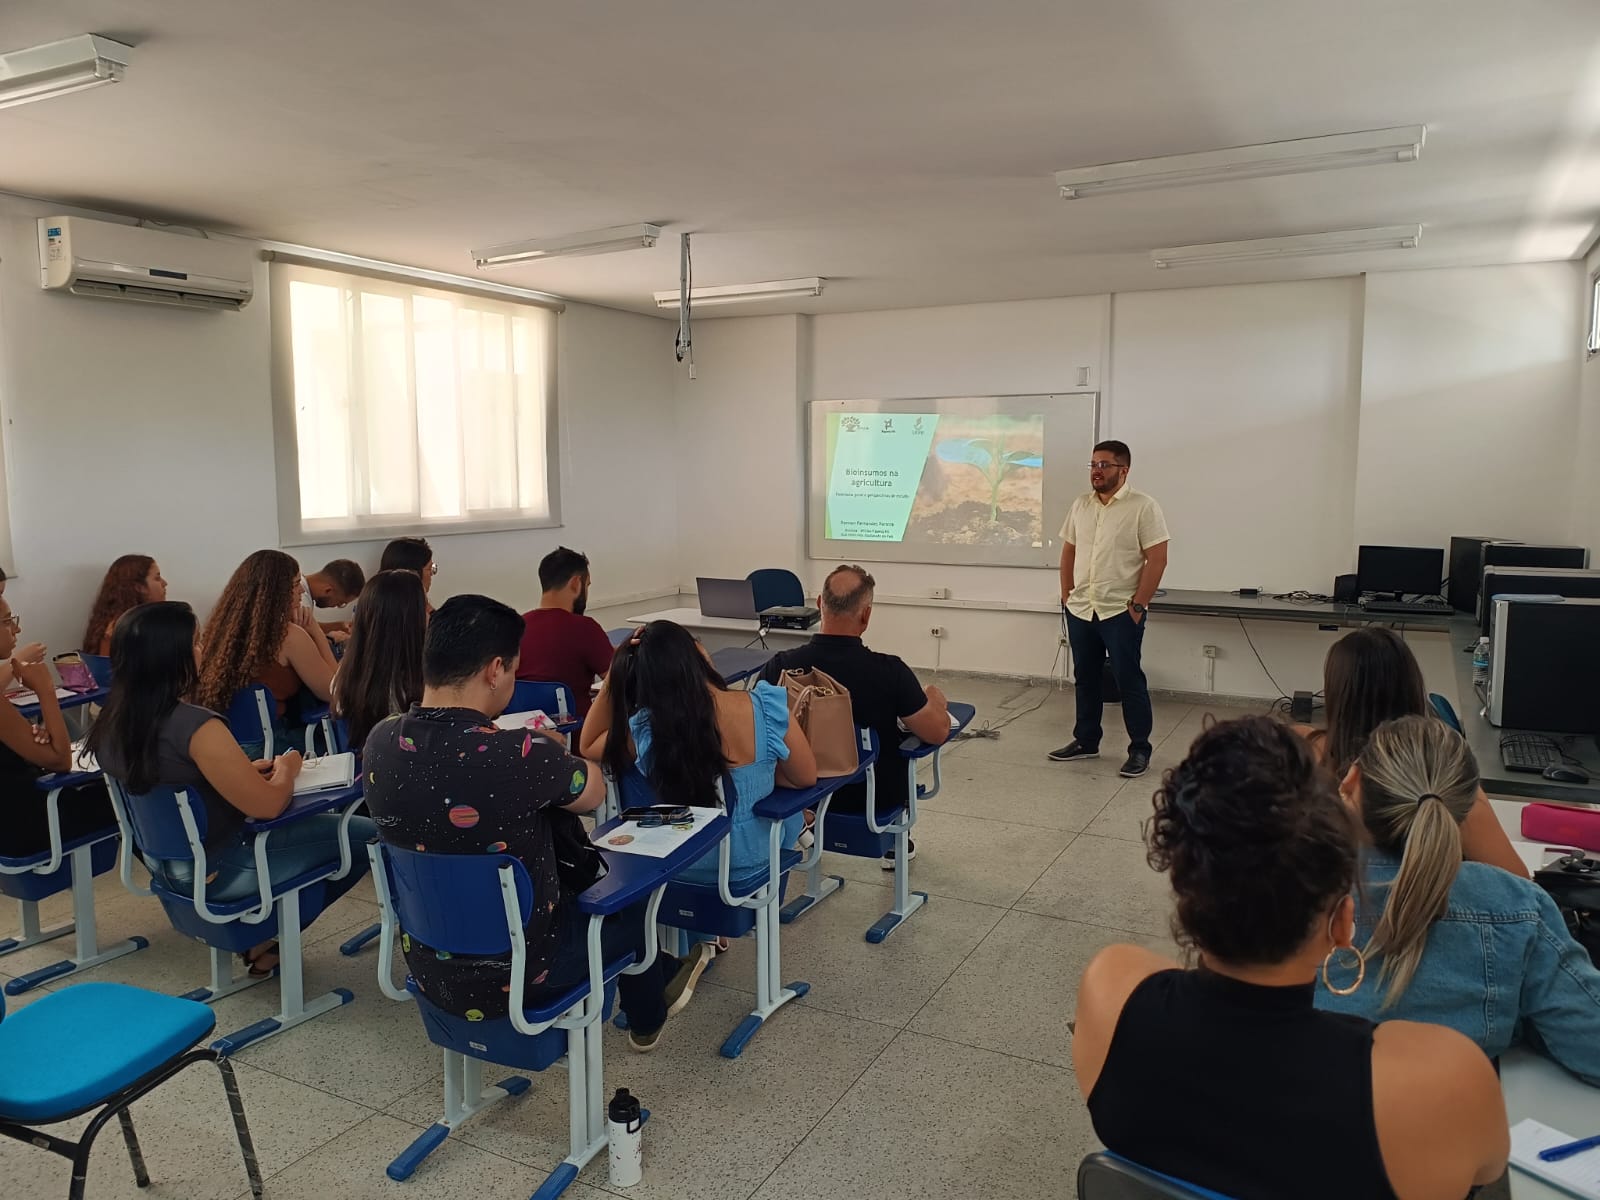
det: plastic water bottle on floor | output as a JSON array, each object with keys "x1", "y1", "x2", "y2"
[
  {"x1": 1472, "y1": 637, "x2": 1491, "y2": 686},
  {"x1": 608, "y1": 1087, "x2": 643, "y2": 1188}
]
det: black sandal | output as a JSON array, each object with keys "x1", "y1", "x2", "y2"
[{"x1": 242, "y1": 941, "x2": 280, "y2": 978}]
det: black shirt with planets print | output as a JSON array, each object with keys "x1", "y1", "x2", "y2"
[{"x1": 363, "y1": 704, "x2": 591, "y2": 1020}]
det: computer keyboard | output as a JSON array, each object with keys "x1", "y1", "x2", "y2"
[
  {"x1": 1501, "y1": 733, "x2": 1561, "y2": 774},
  {"x1": 1359, "y1": 599, "x2": 1454, "y2": 616}
]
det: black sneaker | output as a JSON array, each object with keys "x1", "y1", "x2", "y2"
[
  {"x1": 1119, "y1": 752, "x2": 1151, "y2": 778},
  {"x1": 1047, "y1": 741, "x2": 1099, "y2": 762},
  {"x1": 881, "y1": 838, "x2": 917, "y2": 870}
]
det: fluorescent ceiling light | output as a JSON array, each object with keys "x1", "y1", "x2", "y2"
[
  {"x1": 653, "y1": 277, "x2": 825, "y2": 308},
  {"x1": 471, "y1": 223, "x2": 660, "y2": 268},
  {"x1": 0, "y1": 34, "x2": 130, "y2": 111},
  {"x1": 1150, "y1": 225, "x2": 1423, "y2": 269},
  {"x1": 1056, "y1": 126, "x2": 1425, "y2": 199}
]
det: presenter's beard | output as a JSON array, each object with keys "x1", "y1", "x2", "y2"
[
  {"x1": 1091, "y1": 473, "x2": 1122, "y2": 494},
  {"x1": 574, "y1": 585, "x2": 588, "y2": 617}
]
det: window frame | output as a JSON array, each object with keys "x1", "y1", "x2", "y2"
[{"x1": 268, "y1": 259, "x2": 562, "y2": 547}]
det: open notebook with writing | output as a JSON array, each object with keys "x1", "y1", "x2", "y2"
[
  {"x1": 293, "y1": 752, "x2": 357, "y2": 795},
  {"x1": 1511, "y1": 1119, "x2": 1600, "y2": 1198}
]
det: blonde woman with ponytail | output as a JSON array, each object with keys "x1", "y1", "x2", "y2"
[{"x1": 1319, "y1": 714, "x2": 1600, "y2": 1083}]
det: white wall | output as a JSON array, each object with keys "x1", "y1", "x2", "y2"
[
  {"x1": 1110, "y1": 278, "x2": 1362, "y2": 591},
  {"x1": 1574, "y1": 246, "x2": 1600, "y2": 554},
  {"x1": 0, "y1": 195, "x2": 678, "y2": 653},
  {"x1": 1357, "y1": 264, "x2": 1582, "y2": 547}
]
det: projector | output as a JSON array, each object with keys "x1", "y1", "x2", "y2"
[{"x1": 760, "y1": 605, "x2": 820, "y2": 631}]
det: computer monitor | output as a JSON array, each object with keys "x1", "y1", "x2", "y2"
[
  {"x1": 1481, "y1": 542, "x2": 1590, "y2": 572},
  {"x1": 695, "y1": 576, "x2": 759, "y2": 620},
  {"x1": 1356, "y1": 545, "x2": 1444, "y2": 600}
]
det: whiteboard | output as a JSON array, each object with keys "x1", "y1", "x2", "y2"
[{"x1": 806, "y1": 392, "x2": 1098, "y2": 569}]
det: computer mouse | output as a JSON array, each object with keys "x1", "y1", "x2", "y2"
[{"x1": 1543, "y1": 764, "x2": 1593, "y2": 785}]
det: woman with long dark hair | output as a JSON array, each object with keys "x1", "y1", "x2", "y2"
[
  {"x1": 580, "y1": 620, "x2": 817, "y2": 889},
  {"x1": 1294, "y1": 626, "x2": 1526, "y2": 877},
  {"x1": 82, "y1": 554, "x2": 167, "y2": 655},
  {"x1": 332, "y1": 569, "x2": 428, "y2": 751},
  {"x1": 88, "y1": 602, "x2": 375, "y2": 976},
  {"x1": 195, "y1": 550, "x2": 338, "y2": 751}
]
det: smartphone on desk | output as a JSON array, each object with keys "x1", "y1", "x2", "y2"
[{"x1": 621, "y1": 805, "x2": 694, "y2": 827}]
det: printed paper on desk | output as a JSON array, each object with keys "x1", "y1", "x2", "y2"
[
  {"x1": 592, "y1": 806, "x2": 720, "y2": 858},
  {"x1": 494, "y1": 709, "x2": 556, "y2": 732},
  {"x1": 1510, "y1": 1118, "x2": 1600, "y2": 1198},
  {"x1": 7, "y1": 687, "x2": 77, "y2": 707},
  {"x1": 293, "y1": 752, "x2": 357, "y2": 795}
]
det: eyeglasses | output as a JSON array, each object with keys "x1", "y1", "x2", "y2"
[
  {"x1": 0, "y1": 614, "x2": 20, "y2": 631},
  {"x1": 1087, "y1": 461, "x2": 1126, "y2": 471}
]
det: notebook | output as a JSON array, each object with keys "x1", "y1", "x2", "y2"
[
  {"x1": 293, "y1": 752, "x2": 357, "y2": 795},
  {"x1": 7, "y1": 687, "x2": 77, "y2": 707},
  {"x1": 1510, "y1": 1118, "x2": 1600, "y2": 1198},
  {"x1": 494, "y1": 709, "x2": 555, "y2": 732}
]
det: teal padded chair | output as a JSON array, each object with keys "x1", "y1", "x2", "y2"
[{"x1": 0, "y1": 981, "x2": 264, "y2": 1200}]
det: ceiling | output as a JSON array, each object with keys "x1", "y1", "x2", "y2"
[{"x1": 5, "y1": 0, "x2": 1600, "y2": 317}]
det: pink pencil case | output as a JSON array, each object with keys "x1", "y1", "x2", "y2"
[{"x1": 1521, "y1": 803, "x2": 1600, "y2": 854}]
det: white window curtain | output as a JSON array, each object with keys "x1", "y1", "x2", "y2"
[{"x1": 269, "y1": 260, "x2": 559, "y2": 543}]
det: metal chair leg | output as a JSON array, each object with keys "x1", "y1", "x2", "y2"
[
  {"x1": 215, "y1": 1053, "x2": 265, "y2": 1199},
  {"x1": 115, "y1": 1108, "x2": 150, "y2": 1187}
]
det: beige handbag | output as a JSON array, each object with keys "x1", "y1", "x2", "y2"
[{"x1": 779, "y1": 667, "x2": 859, "y2": 777}]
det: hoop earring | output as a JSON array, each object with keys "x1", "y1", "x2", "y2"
[{"x1": 1321, "y1": 944, "x2": 1366, "y2": 996}]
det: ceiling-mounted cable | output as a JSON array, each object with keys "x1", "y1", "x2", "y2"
[{"x1": 675, "y1": 232, "x2": 695, "y2": 378}]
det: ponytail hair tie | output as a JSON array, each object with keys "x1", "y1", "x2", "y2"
[{"x1": 1417, "y1": 792, "x2": 1442, "y2": 805}]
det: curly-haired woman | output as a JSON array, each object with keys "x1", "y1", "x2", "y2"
[
  {"x1": 1072, "y1": 715, "x2": 1507, "y2": 1200},
  {"x1": 195, "y1": 550, "x2": 337, "y2": 753},
  {"x1": 82, "y1": 555, "x2": 167, "y2": 655}
]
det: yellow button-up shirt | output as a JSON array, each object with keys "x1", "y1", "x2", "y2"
[{"x1": 1060, "y1": 484, "x2": 1170, "y2": 620}]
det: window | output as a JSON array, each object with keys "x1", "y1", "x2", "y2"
[
  {"x1": 269, "y1": 261, "x2": 559, "y2": 543},
  {"x1": 1589, "y1": 271, "x2": 1600, "y2": 357}
]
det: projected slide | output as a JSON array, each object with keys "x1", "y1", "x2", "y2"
[{"x1": 808, "y1": 394, "x2": 1096, "y2": 569}]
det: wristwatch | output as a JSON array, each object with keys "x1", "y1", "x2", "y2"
[{"x1": 1129, "y1": 602, "x2": 1147, "y2": 616}]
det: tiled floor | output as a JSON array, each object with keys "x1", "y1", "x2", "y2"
[{"x1": 0, "y1": 677, "x2": 1262, "y2": 1200}]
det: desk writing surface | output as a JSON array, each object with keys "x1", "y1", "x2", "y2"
[
  {"x1": 626, "y1": 607, "x2": 812, "y2": 639},
  {"x1": 1503, "y1": 1048, "x2": 1600, "y2": 1199},
  {"x1": 1450, "y1": 620, "x2": 1600, "y2": 805},
  {"x1": 1148, "y1": 589, "x2": 1456, "y2": 630}
]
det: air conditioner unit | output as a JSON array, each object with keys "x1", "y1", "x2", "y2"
[{"x1": 37, "y1": 216, "x2": 254, "y2": 311}]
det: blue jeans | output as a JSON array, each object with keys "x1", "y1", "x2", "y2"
[
  {"x1": 1066, "y1": 609, "x2": 1153, "y2": 757},
  {"x1": 154, "y1": 814, "x2": 376, "y2": 908}
]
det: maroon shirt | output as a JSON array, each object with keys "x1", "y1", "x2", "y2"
[{"x1": 516, "y1": 607, "x2": 614, "y2": 716}]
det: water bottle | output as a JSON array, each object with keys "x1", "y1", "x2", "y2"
[
  {"x1": 1472, "y1": 637, "x2": 1491, "y2": 686},
  {"x1": 607, "y1": 1087, "x2": 643, "y2": 1188}
]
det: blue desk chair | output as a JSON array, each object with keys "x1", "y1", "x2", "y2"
[
  {"x1": 512, "y1": 680, "x2": 580, "y2": 732},
  {"x1": 1078, "y1": 1152, "x2": 1236, "y2": 1199},
  {"x1": 104, "y1": 776, "x2": 364, "y2": 1054},
  {"x1": 81, "y1": 653, "x2": 113, "y2": 688},
  {"x1": 746, "y1": 568, "x2": 805, "y2": 612},
  {"x1": 782, "y1": 702, "x2": 974, "y2": 942},
  {"x1": 297, "y1": 700, "x2": 338, "y2": 757},
  {"x1": 0, "y1": 769, "x2": 148, "y2": 995},
  {"x1": 316, "y1": 717, "x2": 385, "y2": 960},
  {"x1": 366, "y1": 818, "x2": 727, "y2": 1195},
  {"x1": 634, "y1": 743, "x2": 873, "y2": 1058},
  {"x1": 225, "y1": 685, "x2": 279, "y2": 759},
  {"x1": 0, "y1": 981, "x2": 265, "y2": 1200},
  {"x1": 1429, "y1": 692, "x2": 1463, "y2": 733}
]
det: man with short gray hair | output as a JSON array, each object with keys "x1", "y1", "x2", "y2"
[{"x1": 760, "y1": 565, "x2": 949, "y2": 866}]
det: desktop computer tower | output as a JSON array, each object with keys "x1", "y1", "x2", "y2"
[
  {"x1": 1488, "y1": 597, "x2": 1600, "y2": 732},
  {"x1": 1448, "y1": 535, "x2": 1506, "y2": 615},
  {"x1": 1477, "y1": 565, "x2": 1600, "y2": 636},
  {"x1": 1482, "y1": 542, "x2": 1589, "y2": 572}
]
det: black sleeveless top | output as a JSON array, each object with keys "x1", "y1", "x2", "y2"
[{"x1": 1087, "y1": 968, "x2": 1399, "y2": 1200}]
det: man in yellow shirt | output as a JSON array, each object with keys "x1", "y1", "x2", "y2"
[{"x1": 1050, "y1": 440, "x2": 1170, "y2": 777}]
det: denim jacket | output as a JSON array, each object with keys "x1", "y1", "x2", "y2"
[{"x1": 1316, "y1": 850, "x2": 1600, "y2": 1085}]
